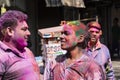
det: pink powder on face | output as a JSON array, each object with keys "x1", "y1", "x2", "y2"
[
  {"x1": 63, "y1": 24, "x2": 73, "y2": 34},
  {"x1": 89, "y1": 27, "x2": 100, "y2": 32},
  {"x1": 16, "y1": 38, "x2": 27, "y2": 49}
]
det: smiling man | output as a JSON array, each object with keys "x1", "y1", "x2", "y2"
[
  {"x1": 44, "y1": 21, "x2": 105, "y2": 80},
  {"x1": 0, "y1": 10, "x2": 40, "y2": 80}
]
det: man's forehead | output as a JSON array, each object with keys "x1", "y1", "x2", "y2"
[
  {"x1": 63, "y1": 25, "x2": 73, "y2": 30},
  {"x1": 89, "y1": 27, "x2": 100, "y2": 32},
  {"x1": 19, "y1": 21, "x2": 28, "y2": 26}
]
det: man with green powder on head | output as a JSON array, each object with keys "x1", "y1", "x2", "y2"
[{"x1": 44, "y1": 20, "x2": 105, "y2": 80}]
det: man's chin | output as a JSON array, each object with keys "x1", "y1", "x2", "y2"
[
  {"x1": 91, "y1": 40, "x2": 96, "y2": 42},
  {"x1": 61, "y1": 47, "x2": 67, "y2": 50},
  {"x1": 20, "y1": 43, "x2": 27, "y2": 48},
  {"x1": 90, "y1": 40, "x2": 96, "y2": 43},
  {"x1": 90, "y1": 38, "x2": 96, "y2": 42}
]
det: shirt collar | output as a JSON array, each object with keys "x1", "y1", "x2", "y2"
[
  {"x1": 0, "y1": 41, "x2": 10, "y2": 51},
  {"x1": 87, "y1": 40, "x2": 101, "y2": 51},
  {"x1": 0, "y1": 41, "x2": 26, "y2": 58}
]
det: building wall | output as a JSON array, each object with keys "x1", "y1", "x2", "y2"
[
  {"x1": 9, "y1": 0, "x2": 120, "y2": 56},
  {"x1": 26, "y1": 0, "x2": 38, "y2": 56},
  {"x1": 111, "y1": 6, "x2": 120, "y2": 26}
]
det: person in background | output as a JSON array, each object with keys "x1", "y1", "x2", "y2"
[
  {"x1": 87, "y1": 21, "x2": 115, "y2": 80},
  {"x1": 0, "y1": 10, "x2": 40, "y2": 80},
  {"x1": 111, "y1": 17, "x2": 120, "y2": 57},
  {"x1": 44, "y1": 20, "x2": 105, "y2": 80}
]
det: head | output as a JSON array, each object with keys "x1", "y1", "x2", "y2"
[
  {"x1": 60, "y1": 20, "x2": 89, "y2": 50},
  {"x1": 0, "y1": 10, "x2": 31, "y2": 50},
  {"x1": 113, "y1": 17, "x2": 119, "y2": 25},
  {"x1": 87, "y1": 21, "x2": 102, "y2": 44}
]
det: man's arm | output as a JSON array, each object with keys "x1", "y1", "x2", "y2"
[
  {"x1": 106, "y1": 58, "x2": 115, "y2": 80},
  {"x1": 105, "y1": 47, "x2": 115, "y2": 80}
]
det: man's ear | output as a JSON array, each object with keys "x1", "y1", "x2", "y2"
[
  {"x1": 6, "y1": 27, "x2": 14, "y2": 36},
  {"x1": 100, "y1": 30, "x2": 102, "y2": 35},
  {"x1": 78, "y1": 35, "x2": 84, "y2": 43}
]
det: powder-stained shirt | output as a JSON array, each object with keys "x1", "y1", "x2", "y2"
[
  {"x1": 87, "y1": 41, "x2": 115, "y2": 80},
  {"x1": 0, "y1": 41, "x2": 40, "y2": 80},
  {"x1": 44, "y1": 54, "x2": 105, "y2": 80}
]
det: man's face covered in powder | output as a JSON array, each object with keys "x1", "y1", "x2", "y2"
[
  {"x1": 60, "y1": 21, "x2": 85, "y2": 50},
  {"x1": 12, "y1": 20, "x2": 31, "y2": 49}
]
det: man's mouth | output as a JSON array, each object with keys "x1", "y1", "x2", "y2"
[{"x1": 91, "y1": 37, "x2": 96, "y2": 40}]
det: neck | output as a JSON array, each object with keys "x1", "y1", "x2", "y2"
[
  {"x1": 2, "y1": 40, "x2": 25, "y2": 53},
  {"x1": 89, "y1": 40, "x2": 97, "y2": 47},
  {"x1": 67, "y1": 47, "x2": 83, "y2": 60}
]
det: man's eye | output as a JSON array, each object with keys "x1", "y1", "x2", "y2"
[
  {"x1": 90, "y1": 31, "x2": 94, "y2": 33},
  {"x1": 64, "y1": 31, "x2": 70, "y2": 35},
  {"x1": 22, "y1": 28, "x2": 27, "y2": 31},
  {"x1": 90, "y1": 31, "x2": 99, "y2": 33},
  {"x1": 96, "y1": 31, "x2": 99, "y2": 33}
]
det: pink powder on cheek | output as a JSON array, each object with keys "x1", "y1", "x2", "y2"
[
  {"x1": 16, "y1": 38, "x2": 27, "y2": 47},
  {"x1": 63, "y1": 25, "x2": 73, "y2": 33},
  {"x1": 66, "y1": 42, "x2": 77, "y2": 48},
  {"x1": 71, "y1": 37, "x2": 77, "y2": 45},
  {"x1": 67, "y1": 37, "x2": 77, "y2": 47}
]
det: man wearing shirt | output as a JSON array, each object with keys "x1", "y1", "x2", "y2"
[
  {"x1": 0, "y1": 10, "x2": 40, "y2": 80},
  {"x1": 44, "y1": 21, "x2": 105, "y2": 80},
  {"x1": 87, "y1": 21, "x2": 115, "y2": 80}
]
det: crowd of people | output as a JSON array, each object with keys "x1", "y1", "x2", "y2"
[{"x1": 0, "y1": 10, "x2": 117, "y2": 80}]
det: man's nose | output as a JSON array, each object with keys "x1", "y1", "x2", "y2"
[
  {"x1": 92, "y1": 32, "x2": 97, "y2": 35},
  {"x1": 60, "y1": 33, "x2": 65, "y2": 38},
  {"x1": 27, "y1": 30, "x2": 31, "y2": 35}
]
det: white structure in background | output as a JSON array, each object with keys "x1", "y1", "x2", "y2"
[
  {"x1": 0, "y1": 0, "x2": 11, "y2": 7},
  {"x1": 38, "y1": 26, "x2": 67, "y2": 64},
  {"x1": 61, "y1": 0, "x2": 85, "y2": 8}
]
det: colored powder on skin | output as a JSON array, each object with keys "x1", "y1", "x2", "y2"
[
  {"x1": 72, "y1": 42, "x2": 77, "y2": 46},
  {"x1": 67, "y1": 21, "x2": 80, "y2": 26},
  {"x1": 71, "y1": 37, "x2": 77, "y2": 46},
  {"x1": 75, "y1": 29, "x2": 85, "y2": 37},
  {"x1": 64, "y1": 25, "x2": 73, "y2": 34}
]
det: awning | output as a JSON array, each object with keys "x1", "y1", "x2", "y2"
[
  {"x1": 38, "y1": 26, "x2": 62, "y2": 38},
  {"x1": 0, "y1": 0, "x2": 11, "y2": 7},
  {"x1": 45, "y1": 0, "x2": 85, "y2": 8}
]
